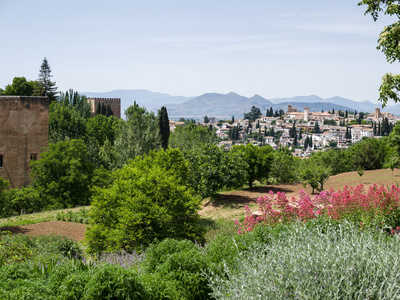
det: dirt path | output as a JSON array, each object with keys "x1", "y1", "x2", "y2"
[{"x1": 1, "y1": 221, "x2": 87, "y2": 241}]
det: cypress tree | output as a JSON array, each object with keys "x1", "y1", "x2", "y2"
[
  {"x1": 293, "y1": 132, "x2": 298, "y2": 146},
  {"x1": 101, "y1": 103, "x2": 107, "y2": 115},
  {"x1": 106, "y1": 104, "x2": 113, "y2": 117},
  {"x1": 158, "y1": 106, "x2": 170, "y2": 150},
  {"x1": 314, "y1": 121, "x2": 321, "y2": 134},
  {"x1": 304, "y1": 136, "x2": 309, "y2": 149},
  {"x1": 96, "y1": 102, "x2": 101, "y2": 115},
  {"x1": 299, "y1": 128, "x2": 302, "y2": 140}
]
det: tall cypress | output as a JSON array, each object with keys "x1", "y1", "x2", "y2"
[
  {"x1": 304, "y1": 136, "x2": 309, "y2": 149},
  {"x1": 100, "y1": 103, "x2": 106, "y2": 115},
  {"x1": 96, "y1": 102, "x2": 102, "y2": 115},
  {"x1": 158, "y1": 106, "x2": 170, "y2": 150},
  {"x1": 106, "y1": 104, "x2": 113, "y2": 117}
]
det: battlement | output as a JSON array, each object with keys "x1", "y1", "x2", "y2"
[
  {"x1": 86, "y1": 97, "x2": 121, "y2": 119},
  {"x1": 87, "y1": 97, "x2": 120, "y2": 102}
]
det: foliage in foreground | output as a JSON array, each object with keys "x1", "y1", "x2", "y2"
[
  {"x1": 4, "y1": 221, "x2": 400, "y2": 299},
  {"x1": 208, "y1": 221, "x2": 400, "y2": 299},
  {"x1": 0, "y1": 232, "x2": 82, "y2": 265}
]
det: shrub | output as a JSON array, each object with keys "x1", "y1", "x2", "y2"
[
  {"x1": 0, "y1": 232, "x2": 82, "y2": 265},
  {"x1": 83, "y1": 264, "x2": 147, "y2": 299},
  {"x1": 236, "y1": 184, "x2": 400, "y2": 233},
  {"x1": 142, "y1": 238, "x2": 211, "y2": 299},
  {"x1": 86, "y1": 149, "x2": 205, "y2": 255},
  {"x1": 208, "y1": 221, "x2": 400, "y2": 299},
  {"x1": 30, "y1": 139, "x2": 94, "y2": 209}
]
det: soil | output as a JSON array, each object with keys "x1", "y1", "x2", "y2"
[
  {"x1": 1, "y1": 221, "x2": 87, "y2": 241},
  {"x1": 2, "y1": 168, "x2": 398, "y2": 241}
]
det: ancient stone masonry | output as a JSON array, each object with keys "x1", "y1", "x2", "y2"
[
  {"x1": 87, "y1": 97, "x2": 121, "y2": 119},
  {"x1": 0, "y1": 96, "x2": 49, "y2": 188}
]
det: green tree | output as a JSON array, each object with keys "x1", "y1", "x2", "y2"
[
  {"x1": 302, "y1": 163, "x2": 331, "y2": 194},
  {"x1": 244, "y1": 106, "x2": 261, "y2": 122},
  {"x1": 30, "y1": 139, "x2": 94, "y2": 209},
  {"x1": 184, "y1": 144, "x2": 247, "y2": 198},
  {"x1": 34, "y1": 57, "x2": 58, "y2": 102},
  {"x1": 271, "y1": 147, "x2": 300, "y2": 183},
  {"x1": 204, "y1": 115, "x2": 210, "y2": 123},
  {"x1": 86, "y1": 149, "x2": 204, "y2": 254},
  {"x1": 314, "y1": 121, "x2": 321, "y2": 133},
  {"x1": 105, "y1": 104, "x2": 113, "y2": 117},
  {"x1": 112, "y1": 102, "x2": 161, "y2": 169},
  {"x1": 358, "y1": 1, "x2": 400, "y2": 106},
  {"x1": 158, "y1": 106, "x2": 170, "y2": 150},
  {"x1": 169, "y1": 123, "x2": 216, "y2": 151},
  {"x1": 49, "y1": 102, "x2": 87, "y2": 143},
  {"x1": 350, "y1": 138, "x2": 390, "y2": 170},
  {"x1": 2, "y1": 77, "x2": 39, "y2": 96},
  {"x1": 86, "y1": 115, "x2": 118, "y2": 148},
  {"x1": 231, "y1": 143, "x2": 273, "y2": 188},
  {"x1": 59, "y1": 89, "x2": 92, "y2": 119}
]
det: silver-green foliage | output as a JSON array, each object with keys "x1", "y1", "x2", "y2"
[{"x1": 208, "y1": 222, "x2": 400, "y2": 299}]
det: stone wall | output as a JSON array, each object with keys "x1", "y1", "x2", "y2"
[
  {"x1": 0, "y1": 96, "x2": 49, "y2": 188},
  {"x1": 87, "y1": 97, "x2": 121, "y2": 119}
]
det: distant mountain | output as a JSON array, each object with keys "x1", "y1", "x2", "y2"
[
  {"x1": 270, "y1": 95, "x2": 380, "y2": 113},
  {"x1": 82, "y1": 90, "x2": 400, "y2": 119},
  {"x1": 270, "y1": 95, "x2": 325, "y2": 104},
  {"x1": 165, "y1": 92, "x2": 274, "y2": 120},
  {"x1": 83, "y1": 89, "x2": 192, "y2": 116},
  {"x1": 271, "y1": 102, "x2": 354, "y2": 113}
]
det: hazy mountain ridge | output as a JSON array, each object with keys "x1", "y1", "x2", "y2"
[
  {"x1": 83, "y1": 89, "x2": 192, "y2": 115},
  {"x1": 82, "y1": 89, "x2": 400, "y2": 119}
]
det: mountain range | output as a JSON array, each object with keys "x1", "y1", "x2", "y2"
[{"x1": 83, "y1": 89, "x2": 400, "y2": 120}]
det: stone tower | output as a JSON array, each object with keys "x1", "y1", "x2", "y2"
[
  {"x1": 304, "y1": 107, "x2": 310, "y2": 121},
  {"x1": 375, "y1": 107, "x2": 381, "y2": 120},
  {"x1": 87, "y1": 97, "x2": 121, "y2": 119},
  {"x1": 0, "y1": 96, "x2": 49, "y2": 188}
]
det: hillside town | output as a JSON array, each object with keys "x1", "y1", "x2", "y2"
[{"x1": 170, "y1": 105, "x2": 400, "y2": 157}]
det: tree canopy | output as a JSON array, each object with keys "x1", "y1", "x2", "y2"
[
  {"x1": 359, "y1": 0, "x2": 400, "y2": 106},
  {"x1": 1, "y1": 77, "x2": 39, "y2": 96}
]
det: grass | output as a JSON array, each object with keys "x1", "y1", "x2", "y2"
[{"x1": 0, "y1": 206, "x2": 90, "y2": 228}]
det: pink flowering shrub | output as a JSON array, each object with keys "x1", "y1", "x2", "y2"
[{"x1": 235, "y1": 184, "x2": 400, "y2": 234}]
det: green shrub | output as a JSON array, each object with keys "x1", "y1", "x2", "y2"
[
  {"x1": 208, "y1": 221, "x2": 400, "y2": 299},
  {"x1": 30, "y1": 139, "x2": 95, "y2": 209},
  {"x1": 0, "y1": 261, "x2": 146, "y2": 299},
  {"x1": 84, "y1": 264, "x2": 147, "y2": 299},
  {"x1": 86, "y1": 149, "x2": 205, "y2": 254},
  {"x1": 56, "y1": 207, "x2": 90, "y2": 224},
  {"x1": 142, "y1": 239, "x2": 211, "y2": 299},
  {"x1": 0, "y1": 232, "x2": 82, "y2": 265}
]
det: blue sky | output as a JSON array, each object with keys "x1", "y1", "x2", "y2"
[{"x1": 0, "y1": 0, "x2": 398, "y2": 103}]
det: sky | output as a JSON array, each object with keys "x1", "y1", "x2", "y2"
[{"x1": 0, "y1": 0, "x2": 399, "y2": 104}]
